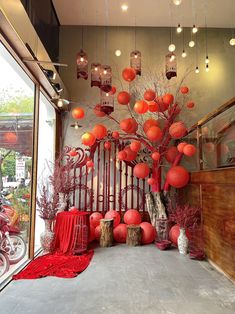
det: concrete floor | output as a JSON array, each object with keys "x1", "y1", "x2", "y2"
[{"x1": 0, "y1": 244, "x2": 235, "y2": 314}]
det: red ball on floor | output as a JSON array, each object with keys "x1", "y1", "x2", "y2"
[{"x1": 113, "y1": 224, "x2": 127, "y2": 243}]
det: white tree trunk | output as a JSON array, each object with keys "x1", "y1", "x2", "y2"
[{"x1": 146, "y1": 192, "x2": 167, "y2": 229}]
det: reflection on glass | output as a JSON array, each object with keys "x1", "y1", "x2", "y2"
[{"x1": 180, "y1": 129, "x2": 198, "y2": 172}]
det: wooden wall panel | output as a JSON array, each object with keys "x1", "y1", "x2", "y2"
[{"x1": 182, "y1": 169, "x2": 235, "y2": 281}]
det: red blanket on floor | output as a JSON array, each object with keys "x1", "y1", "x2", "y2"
[{"x1": 13, "y1": 250, "x2": 94, "y2": 280}]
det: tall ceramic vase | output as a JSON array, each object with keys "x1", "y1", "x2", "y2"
[
  {"x1": 177, "y1": 227, "x2": 188, "y2": 255},
  {"x1": 40, "y1": 219, "x2": 54, "y2": 254}
]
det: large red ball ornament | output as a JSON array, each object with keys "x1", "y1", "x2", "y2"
[
  {"x1": 169, "y1": 225, "x2": 190, "y2": 246},
  {"x1": 166, "y1": 166, "x2": 190, "y2": 188},
  {"x1": 143, "y1": 119, "x2": 159, "y2": 134},
  {"x1": 187, "y1": 101, "x2": 195, "y2": 109},
  {"x1": 134, "y1": 100, "x2": 148, "y2": 114},
  {"x1": 89, "y1": 226, "x2": 96, "y2": 242},
  {"x1": 4, "y1": 132, "x2": 17, "y2": 144},
  {"x1": 180, "y1": 86, "x2": 189, "y2": 94},
  {"x1": 122, "y1": 67, "x2": 136, "y2": 82},
  {"x1": 124, "y1": 209, "x2": 142, "y2": 225},
  {"x1": 105, "y1": 210, "x2": 121, "y2": 228},
  {"x1": 151, "y1": 151, "x2": 160, "y2": 161},
  {"x1": 130, "y1": 140, "x2": 141, "y2": 152},
  {"x1": 95, "y1": 225, "x2": 101, "y2": 241},
  {"x1": 124, "y1": 146, "x2": 137, "y2": 161},
  {"x1": 118, "y1": 150, "x2": 127, "y2": 161},
  {"x1": 86, "y1": 160, "x2": 94, "y2": 168},
  {"x1": 72, "y1": 107, "x2": 85, "y2": 119},
  {"x1": 169, "y1": 121, "x2": 187, "y2": 139},
  {"x1": 92, "y1": 124, "x2": 107, "y2": 140},
  {"x1": 134, "y1": 163, "x2": 150, "y2": 179},
  {"x1": 147, "y1": 177, "x2": 155, "y2": 185},
  {"x1": 90, "y1": 212, "x2": 103, "y2": 228},
  {"x1": 120, "y1": 118, "x2": 138, "y2": 134},
  {"x1": 140, "y1": 222, "x2": 156, "y2": 244},
  {"x1": 82, "y1": 132, "x2": 96, "y2": 146},
  {"x1": 112, "y1": 131, "x2": 120, "y2": 139},
  {"x1": 183, "y1": 144, "x2": 196, "y2": 157},
  {"x1": 148, "y1": 101, "x2": 158, "y2": 112},
  {"x1": 146, "y1": 126, "x2": 163, "y2": 142},
  {"x1": 177, "y1": 142, "x2": 187, "y2": 153},
  {"x1": 165, "y1": 146, "x2": 178, "y2": 163},
  {"x1": 144, "y1": 89, "x2": 156, "y2": 101},
  {"x1": 117, "y1": 91, "x2": 131, "y2": 105},
  {"x1": 94, "y1": 104, "x2": 106, "y2": 117},
  {"x1": 155, "y1": 97, "x2": 169, "y2": 112},
  {"x1": 104, "y1": 141, "x2": 111, "y2": 150},
  {"x1": 163, "y1": 93, "x2": 174, "y2": 106},
  {"x1": 113, "y1": 224, "x2": 127, "y2": 243}
]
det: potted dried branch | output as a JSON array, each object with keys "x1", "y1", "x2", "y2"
[{"x1": 168, "y1": 203, "x2": 201, "y2": 255}]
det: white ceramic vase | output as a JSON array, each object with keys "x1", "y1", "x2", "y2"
[{"x1": 177, "y1": 227, "x2": 188, "y2": 255}]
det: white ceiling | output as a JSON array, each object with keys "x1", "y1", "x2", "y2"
[{"x1": 52, "y1": 0, "x2": 235, "y2": 28}]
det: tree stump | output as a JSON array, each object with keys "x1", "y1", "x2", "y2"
[
  {"x1": 126, "y1": 225, "x2": 142, "y2": 246},
  {"x1": 100, "y1": 218, "x2": 114, "y2": 247}
]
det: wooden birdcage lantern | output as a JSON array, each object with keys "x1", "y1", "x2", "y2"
[
  {"x1": 100, "y1": 65, "x2": 112, "y2": 93},
  {"x1": 76, "y1": 49, "x2": 88, "y2": 80},
  {"x1": 165, "y1": 52, "x2": 177, "y2": 80},
  {"x1": 100, "y1": 89, "x2": 114, "y2": 115},
  {"x1": 130, "y1": 50, "x2": 141, "y2": 75},
  {"x1": 91, "y1": 63, "x2": 101, "y2": 87}
]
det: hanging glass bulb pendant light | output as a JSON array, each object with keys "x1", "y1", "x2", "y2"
[
  {"x1": 91, "y1": 63, "x2": 101, "y2": 87},
  {"x1": 76, "y1": 49, "x2": 88, "y2": 80},
  {"x1": 130, "y1": 50, "x2": 141, "y2": 75},
  {"x1": 165, "y1": 52, "x2": 177, "y2": 80},
  {"x1": 100, "y1": 89, "x2": 114, "y2": 115},
  {"x1": 100, "y1": 65, "x2": 112, "y2": 93}
]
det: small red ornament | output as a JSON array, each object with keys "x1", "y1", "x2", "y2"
[
  {"x1": 130, "y1": 140, "x2": 141, "y2": 152},
  {"x1": 166, "y1": 166, "x2": 190, "y2": 188},
  {"x1": 72, "y1": 107, "x2": 85, "y2": 120},
  {"x1": 180, "y1": 86, "x2": 189, "y2": 94},
  {"x1": 163, "y1": 93, "x2": 174, "y2": 106},
  {"x1": 90, "y1": 212, "x2": 103, "y2": 228},
  {"x1": 155, "y1": 97, "x2": 169, "y2": 112},
  {"x1": 148, "y1": 101, "x2": 158, "y2": 112},
  {"x1": 144, "y1": 89, "x2": 156, "y2": 101},
  {"x1": 69, "y1": 149, "x2": 78, "y2": 157},
  {"x1": 187, "y1": 101, "x2": 195, "y2": 109},
  {"x1": 183, "y1": 144, "x2": 196, "y2": 156},
  {"x1": 118, "y1": 150, "x2": 127, "y2": 161},
  {"x1": 165, "y1": 146, "x2": 178, "y2": 163},
  {"x1": 92, "y1": 124, "x2": 107, "y2": 140},
  {"x1": 122, "y1": 67, "x2": 136, "y2": 82},
  {"x1": 110, "y1": 86, "x2": 116, "y2": 95},
  {"x1": 104, "y1": 141, "x2": 111, "y2": 150},
  {"x1": 86, "y1": 160, "x2": 94, "y2": 168},
  {"x1": 124, "y1": 146, "x2": 137, "y2": 161},
  {"x1": 105, "y1": 210, "x2": 121, "y2": 228},
  {"x1": 143, "y1": 119, "x2": 159, "y2": 133},
  {"x1": 134, "y1": 100, "x2": 148, "y2": 114},
  {"x1": 146, "y1": 126, "x2": 163, "y2": 142},
  {"x1": 82, "y1": 132, "x2": 96, "y2": 146},
  {"x1": 124, "y1": 209, "x2": 142, "y2": 225},
  {"x1": 169, "y1": 121, "x2": 187, "y2": 139},
  {"x1": 147, "y1": 177, "x2": 155, "y2": 185},
  {"x1": 151, "y1": 151, "x2": 160, "y2": 161},
  {"x1": 4, "y1": 132, "x2": 17, "y2": 144},
  {"x1": 140, "y1": 222, "x2": 156, "y2": 244},
  {"x1": 134, "y1": 163, "x2": 150, "y2": 179},
  {"x1": 120, "y1": 118, "x2": 138, "y2": 134},
  {"x1": 113, "y1": 224, "x2": 127, "y2": 243},
  {"x1": 117, "y1": 91, "x2": 131, "y2": 105},
  {"x1": 177, "y1": 142, "x2": 187, "y2": 153},
  {"x1": 94, "y1": 104, "x2": 106, "y2": 117},
  {"x1": 112, "y1": 131, "x2": 120, "y2": 139}
]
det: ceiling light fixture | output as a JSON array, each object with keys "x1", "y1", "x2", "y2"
[
  {"x1": 121, "y1": 4, "x2": 128, "y2": 11},
  {"x1": 182, "y1": 50, "x2": 187, "y2": 58},
  {"x1": 195, "y1": 66, "x2": 199, "y2": 74},
  {"x1": 168, "y1": 44, "x2": 176, "y2": 52},
  {"x1": 173, "y1": 0, "x2": 182, "y2": 5},
  {"x1": 205, "y1": 64, "x2": 209, "y2": 72},
  {"x1": 115, "y1": 49, "x2": 122, "y2": 56},
  {"x1": 177, "y1": 24, "x2": 182, "y2": 33},
  {"x1": 192, "y1": 25, "x2": 198, "y2": 34},
  {"x1": 189, "y1": 40, "x2": 195, "y2": 48},
  {"x1": 230, "y1": 38, "x2": 235, "y2": 46}
]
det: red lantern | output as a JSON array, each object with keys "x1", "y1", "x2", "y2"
[
  {"x1": 155, "y1": 97, "x2": 169, "y2": 112},
  {"x1": 165, "y1": 146, "x2": 178, "y2": 163},
  {"x1": 118, "y1": 150, "x2": 127, "y2": 161},
  {"x1": 143, "y1": 119, "x2": 159, "y2": 134},
  {"x1": 166, "y1": 166, "x2": 190, "y2": 188},
  {"x1": 104, "y1": 141, "x2": 111, "y2": 150},
  {"x1": 112, "y1": 131, "x2": 119, "y2": 139},
  {"x1": 144, "y1": 89, "x2": 156, "y2": 101},
  {"x1": 169, "y1": 121, "x2": 187, "y2": 139},
  {"x1": 146, "y1": 126, "x2": 163, "y2": 142},
  {"x1": 4, "y1": 132, "x2": 17, "y2": 144},
  {"x1": 148, "y1": 101, "x2": 158, "y2": 112},
  {"x1": 90, "y1": 212, "x2": 103, "y2": 228},
  {"x1": 124, "y1": 209, "x2": 142, "y2": 225},
  {"x1": 140, "y1": 222, "x2": 156, "y2": 244},
  {"x1": 134, "y1": 163, "x2": 150, "y2": 179},
  {"x1": 69, "y1": 149, "x2": 78, "y2": 157},
  {"x1": 124, "y1": 146, "x2": 137, "y2": 161},
  {"x1": 130, "y1": 140, "x2": 141, "y2": 152},
  {"x1": 134, "y1": 100, "x2": 148, "y2": 114},
  {"x1": 122, "y1": 67, "x2": 136, "y2": 82},
  {"x1": 82, "y1": 132, "x2": 96, "y2": 146},
  {"x1": 94, "y1": 104, "x2": 106, "y2": 117},
  {"x1": 187, "y1": 101, "x2": 195, "y2": 109},
  {"x1": 105, "y1": 210, "x2": 121, "y2": 228},
  {"x1": 147, "y1": 177, "x2": 155, "y2": 185},
  {"x1": 180, "y1": 86, "x2": 189, "y2": 94},
  {"x1": 72, "y1": 107, "x2": 85, "y2": 119},
  {"x1": 117, "y1": 91, "x2": 131, "y2": 105},
  {"x1": 120, "y1": 118, "x2": 138, "y2": 134},
  {"x1": 92, "y1": 124, "x2": 107, "y2": 140},
  {"x1": 163, "y1": 93, "x2": 174, "y2": 106},
  {"x1": 183, "y1": 144, "x2": 196, "y2": 157},
  {"x1": 86, "y1": 160, "x2": 94, "y2": 168},
  {"x1": 177, "y1": 142, "x2": 187, "y2": 153},
  {"x1": 151, "y1": 151, "x2": 160, "y2": 161},
  {"x1": 113, "y1": 224, "x2": 127, "y2": 243}
]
